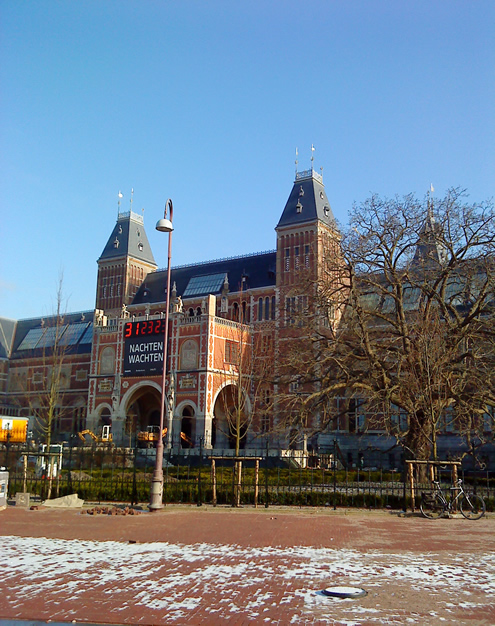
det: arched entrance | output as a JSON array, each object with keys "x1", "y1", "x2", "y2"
[
  {"x1": 100, "y1": 408, "x2": 112, "y2": 427},
  {"x1": 123, "y1": 384, "x2": 162, "y2": 447},
  {"x1": 180, "y1": 405, "x2": 195, "y2": 448}
]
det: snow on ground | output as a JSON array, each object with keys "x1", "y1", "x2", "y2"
[{"x1": 2, "y1": 536, "x2": 494, "y2": 624}]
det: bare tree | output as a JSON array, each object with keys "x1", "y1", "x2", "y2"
[
  {"x1": 29, "y1": 276, "x2": 71, "y2": 447},
  {"x1": 216, "y1": 297, "x2": 273, "y2": 505},
  {"x1": 274, "y1": 261, "x2": 347, "y2": 450},
  {"x1": 289, "y1": 189, "x2": 495, "y2": 467},
  {"x1": 219, "y1": 318, "x2": 253, "y2": 456},
  {"x1": 23, "y1": 275, "x2": 72, "y2": 497}
]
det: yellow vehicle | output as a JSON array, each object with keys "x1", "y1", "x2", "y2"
[
  {"x1": 137, "y1": 425, "x2": 165, "y2": 448},
  {"x1": 0, "y1": 417, "x2": 29, "y2": 443},
  {"x1": 137, "y1": 426, "x2": 194, "y2": 448},
  {"x1": 78, "y1": 424, "x2": 113, "y2": 444}
]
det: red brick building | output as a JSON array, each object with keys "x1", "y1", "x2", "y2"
[{"x1": 1, "y1": 167, "x2": 338, "y2": 455}]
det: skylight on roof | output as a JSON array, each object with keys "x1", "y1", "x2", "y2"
[
  {"x1": 79, "y1": 323, "x2": 94, "y2": 344},
  {"x1": 36, "y1": 325, "x2": 68, "y2": 348},
  {"x1": 183, "y1": 273, "x2": 226, "y2": 297},
  {"x1": 59, "y1": 322, "x2": 91, "y2": 346},
  {"x1": 17, "y1": 328, "x2": 46, "y2": 350}
]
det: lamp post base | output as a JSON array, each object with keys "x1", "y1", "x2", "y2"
[
  {"x1": 149, "y1": 472, "x2": 164, "y2": 511},
  {"x1": 149, "y1": 441, "x2": 165, "y2": 511}
]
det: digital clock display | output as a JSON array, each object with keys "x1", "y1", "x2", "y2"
[{"x1": 124, "y1": 319, "x2": 166, "y2": 338}]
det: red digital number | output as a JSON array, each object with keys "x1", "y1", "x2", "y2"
[{"x1": 125, "y1": 320, "x2": 166, "y2": 339}]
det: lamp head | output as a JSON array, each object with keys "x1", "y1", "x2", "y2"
[{"x1": 156, "y1": 218, "x2": 174, "y2": 233}]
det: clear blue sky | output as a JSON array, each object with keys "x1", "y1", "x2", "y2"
[{"x1": 1, "y1": 0, "x2": 494, "y2": 320}]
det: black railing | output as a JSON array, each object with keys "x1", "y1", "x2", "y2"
[{"x1": 1, "y1": 444, "x2": 493, "y2": 511}]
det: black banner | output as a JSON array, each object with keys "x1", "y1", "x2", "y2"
[{"x1": 123, "y1": 336, "x2": 164, "y2": 376}]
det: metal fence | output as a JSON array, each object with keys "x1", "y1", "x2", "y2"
[{"x1": 1, "y1": 443, "x2": 493, "y2": 510}]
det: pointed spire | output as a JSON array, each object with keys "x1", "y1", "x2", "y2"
[{"x1": 413, "y1": 195, "x2": 448, "y2": 267}]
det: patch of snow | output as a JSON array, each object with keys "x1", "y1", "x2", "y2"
[{"x1": 1, "y1": 535, "x2": 494, "y2": 624}]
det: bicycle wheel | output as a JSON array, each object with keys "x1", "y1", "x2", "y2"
[
  {"x1": 420, "y1": 493, "x2": 445, "y2": 519},
  {"x1": 460, "y1": 494, "x2": 486, "y2": 520}
]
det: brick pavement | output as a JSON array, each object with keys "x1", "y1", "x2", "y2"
[{"x1": 1, "y1": 504, "x2": 494, "y2": 625}]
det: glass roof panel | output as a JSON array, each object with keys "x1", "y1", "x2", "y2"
[
  {"x1": 36, "y1": 325, "x2": 68, "y2": 348},
  {"x1": 17, "y1": 327, "x2": 46, "y2": 350},
  {"x1": 59, "y1": 322, "x2": 91, "y2": 346},
  {"x1": 183, "y1": 273, "x2": 226, "y2": 297},
  {"x1": 79, "y1": 323, "x2": 94, "y2": 344}
]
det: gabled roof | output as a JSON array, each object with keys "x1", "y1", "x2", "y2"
[
  {"x1": 132, "y1": 250, "x2": 277, "y2": 305},
  {"x1": 276, "y1": 169, "x2": 336, "y2": 230},
  {"x1": 0, "y1": 317, "x2": 16, "y2": 359},
  {"x1": 98, "y1": 210, "x2": 156, "y2": 267}
]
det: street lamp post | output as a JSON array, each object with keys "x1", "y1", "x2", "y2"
[{"x1": 149, "y1": 199, "x2": 174, "y2": 512}]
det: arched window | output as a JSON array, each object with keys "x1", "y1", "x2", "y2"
[
  {"x1": 264, "y1": 297, "x2": 270, "y2": 321},
  {"x1": 181, "y1": 406, "x2": 195, "y2": 448},
  {"x1": 99, "y1": 347, "x2": 115, "y2": 375},
  {"x1": 271, "y1": 296, "x2": 276, "y2": 320},
  {"x1": 233, "y1": 302, "x2": 239, "y2": 321},
  {"x1": 180, "y1": 339, "x2": 199, "y2": 370},
  {"x1": 258, "y1": 297, "x2": 263, "y2": 321}
]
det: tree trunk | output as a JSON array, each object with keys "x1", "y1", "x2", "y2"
[
  {"x1": 232, "y1": 459, "x2": 242, "y2": 507},
  {"x1": 404, "y1": 410, "x2": 432, "y2": 483},
  {"x1": 211, "y1": 459, "x2": 217, "y2": 506}
]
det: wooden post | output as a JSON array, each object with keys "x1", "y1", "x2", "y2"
[
  {"x1": 23, "y1": 454, "x2": 28, "y2": 493},
  {"x1": 254, "y1": 459, "x2": 259, "y2": 508},
  {"x1": 452, "y1": 464, "x2": 458, "y2": 485},
  {"x1": 211, "y1": 459, "x2": 217, "y2": 507},
  {"x1": 408, "y1": 462, "x2": 415, "y2": 511},
  {"x1": 236, "y1": 460, "x2": 242, "y2": 507}
]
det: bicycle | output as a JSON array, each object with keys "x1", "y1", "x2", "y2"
[{"x1": 420, "y1": 479, "x2": 486, "y2": 520}]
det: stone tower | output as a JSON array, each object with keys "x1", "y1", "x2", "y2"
[
  {"x1": 96, "y1": 205, "x2": 157, "y2": 317},
  {"x1": 275, "y1": 167, "x2": 339, "y2": 322}
]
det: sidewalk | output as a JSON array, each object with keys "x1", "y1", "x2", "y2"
[{"x1": 1, "y1": 504, "x2": 494, "y2": 625}]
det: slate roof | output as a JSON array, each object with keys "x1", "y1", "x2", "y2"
[
  {"x1": 98, "y1": 210, "x2": 156, "y2": 266},
  {"x1": 276, "y1": 169, "x2": 336, "y2": 230},
  {"x1": 0, "y1": 317, "x2": 16, "y2": 360},
  {"x1": 412, "y1": 206, "x2": 448, "y2": 267},
  {"x1": 132, "y1": 251, "x2": 277, "y2": 305},
  {"x1": 1, "y1": 311, "x2": 94, "y2": 360}
]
